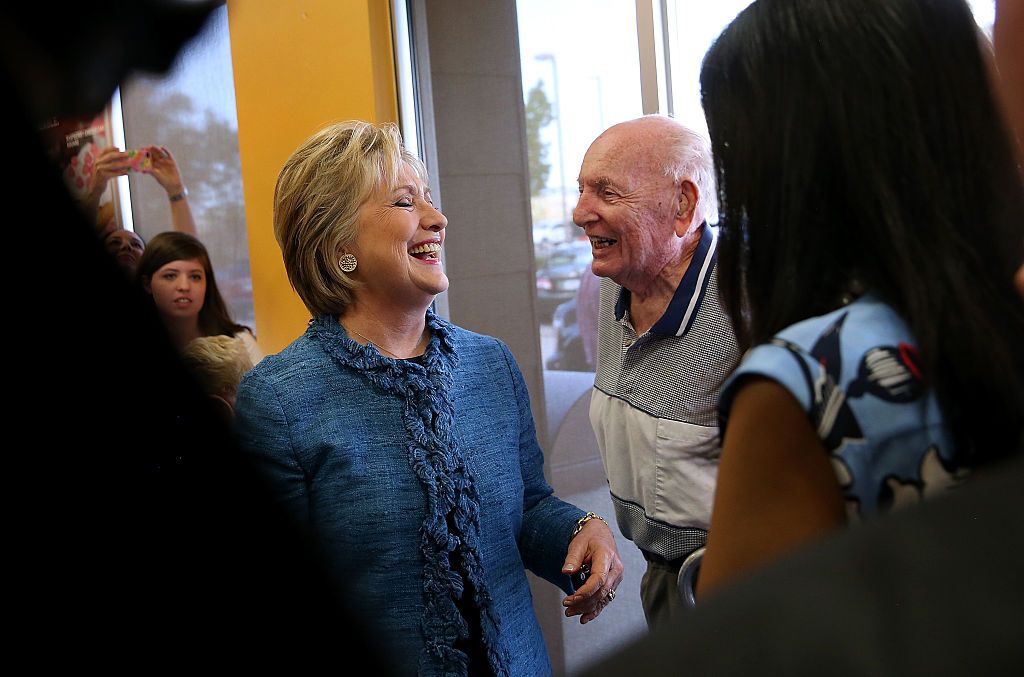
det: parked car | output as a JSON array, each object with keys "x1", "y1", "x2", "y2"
[
  {"x1": 532, "y1": 219, "x2": 572, "y2": 248},
  {"x1": 535, "y1": 239, "x2": 592, "y2": 321},
  {"x1": 544, "y1": 297, "x2": 593, "y2": 372}
]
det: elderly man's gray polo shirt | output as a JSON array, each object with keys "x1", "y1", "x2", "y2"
[{"x1": 590, "y1": 225, "x2": 740, "y2": 562}]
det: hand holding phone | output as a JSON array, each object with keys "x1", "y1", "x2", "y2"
[
  {"x1": 570, "y1": 562, "x2": 591, "y2": 590},
  {"x1": 127, "y1": 148, "x2": 152, "y2": 173}
]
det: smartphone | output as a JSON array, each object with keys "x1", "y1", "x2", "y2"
[
  {"x1": 570, "y1": 562, "x2": 591, "y2": 590},
  {"x1": 127, "y1": 148, "x2": 152, "y2": 172}
]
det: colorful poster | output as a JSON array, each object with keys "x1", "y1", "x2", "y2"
[{"x1": 38, "y1": 105, "x2": 122, "y2": 231}]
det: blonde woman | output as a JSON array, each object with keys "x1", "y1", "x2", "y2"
[{"x1": 234, "y1": 121, "x2": 623, "y2": 676}]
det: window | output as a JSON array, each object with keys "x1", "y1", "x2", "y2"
[
  {"x1": 119, "y1": 6, "x2": 255, "y2": 331},
  {"x1": 516, "y1": 1, "x2": 649, "y2": 672},
  {"x1": 663, "y1": 1, "x2": 755, "y2": 135},
  {"x1": 659, "y1": 0, "x2": 996, "y2": 133},
  {"x1": 517, "y1": 0, "x2": 643, "y2": 373}
]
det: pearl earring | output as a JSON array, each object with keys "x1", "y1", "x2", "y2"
[{"x1": 339, "y1": 253, "x2": 358, "y2": 273}]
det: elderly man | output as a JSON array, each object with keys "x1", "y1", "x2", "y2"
[{"x1": 573, "y1": 114, "x2": 739, "y2": 626}]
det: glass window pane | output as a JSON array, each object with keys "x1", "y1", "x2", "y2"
[
  {"x1": 665, "y1": 1, "x2": 754, "y2": 137},
  {"x1": 516, "y1": 2, "x2": 649, "y2": 672},
  {"x1": 119, "y1": 6, "x2": 255, "y2": 332},
  {"x1": 665, "y1": 0, "x2": 996, "y2": 138},
  {"x1": 517, "y1": 0, "x2": 643, "y2": 374}
]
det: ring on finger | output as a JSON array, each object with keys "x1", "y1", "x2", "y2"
[{"x1": 607, "y1": 588, "x2": 616, "y2": 602}]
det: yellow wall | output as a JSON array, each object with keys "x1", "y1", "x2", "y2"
[{"x1": 227, "y1": 0, "x2": 398, "y2": 353}]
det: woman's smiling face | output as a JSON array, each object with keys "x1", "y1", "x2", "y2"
[{"x1": 349, "y1": 163, "x2": 448, "y2": 311}]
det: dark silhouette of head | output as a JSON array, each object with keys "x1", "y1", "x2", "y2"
[{"x1": 700, "y1": 0, "x2": 1024, "y2": 465}]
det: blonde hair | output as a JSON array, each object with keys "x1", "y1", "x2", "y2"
[
  {"x1": 181, "y1": 335, "x2": 253, "y2": 399},
  {"x1": 273, "y1": 120, "x2": 428, "y2": 316}
]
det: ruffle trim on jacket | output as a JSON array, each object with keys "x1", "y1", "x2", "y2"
[{"x1": 307, "y1": 311, "x2": 512, "y2": 676}]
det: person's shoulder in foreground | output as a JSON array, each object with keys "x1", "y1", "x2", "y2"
[{"x1": 584, "y1": 447, "x2": 1024, "y2": 677}]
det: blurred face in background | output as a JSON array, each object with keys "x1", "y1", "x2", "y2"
[{"x1": 104, "y1": 229, "x2": 145, "y2": 273}]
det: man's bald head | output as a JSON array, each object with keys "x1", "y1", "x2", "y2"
[{"x1": 594, "y1": 115, "x2": 717, "y2": 225}]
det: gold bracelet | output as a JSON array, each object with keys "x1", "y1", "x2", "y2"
[{"x1": 571, "y1": 511, "x2": 607, "y2": 539}]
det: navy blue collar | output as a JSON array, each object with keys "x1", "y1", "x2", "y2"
[{"x1": 614, "y1": 223, "x2": 718, "y2": 337}]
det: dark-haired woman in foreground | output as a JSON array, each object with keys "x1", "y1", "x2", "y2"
[{"x1": 696, "y1": 0, "x2": 1024, "y2": 597}]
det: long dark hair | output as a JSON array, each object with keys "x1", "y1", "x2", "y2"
[
  {"x1": 136, "y1": 231, "x2": 250, "y2": 338},
  {"x1": 700, "y1": 0, "x2": 1024, "y2": 465}
]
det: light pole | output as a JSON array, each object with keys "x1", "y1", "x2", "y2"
[{"x1": 535, "y1": 53, "x2": 568, "y2": 228}]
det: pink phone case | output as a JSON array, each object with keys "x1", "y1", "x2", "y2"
[{"x1": 127, "y1": 148, "x2": 152, "y2": 172}]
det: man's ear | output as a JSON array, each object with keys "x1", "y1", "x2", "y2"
[{"x1": 674, "y1": 179, "x2": 699, "y2": 237}]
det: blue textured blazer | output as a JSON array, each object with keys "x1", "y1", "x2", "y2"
[{"x1": 234, "y1": 311, "x2": 585, "y2": 676}]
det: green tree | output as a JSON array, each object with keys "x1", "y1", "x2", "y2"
[{"x1": 525, "y1": 80, "x2": 553, "y2": 197}]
